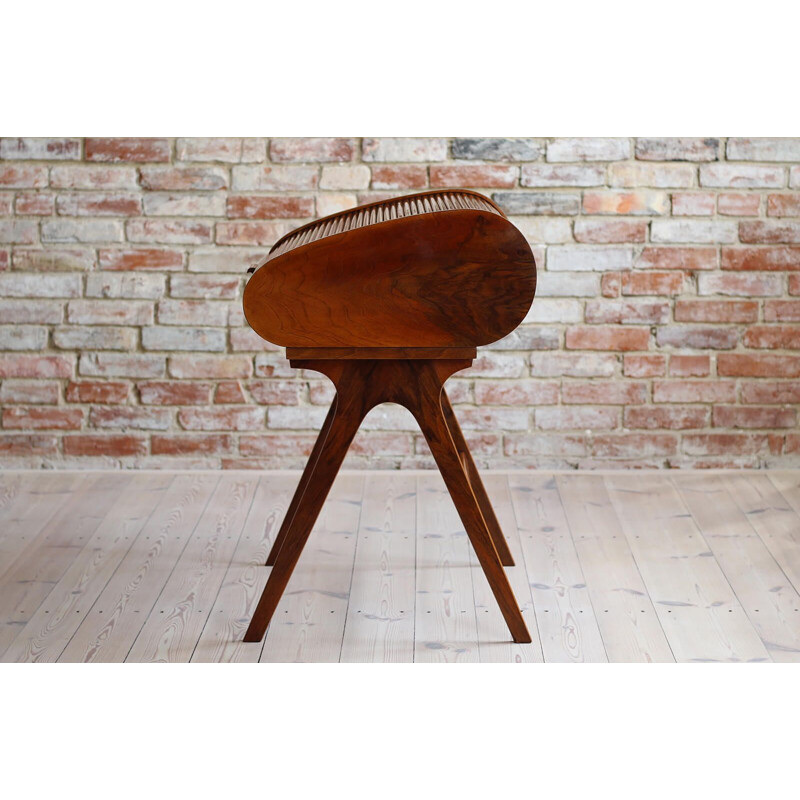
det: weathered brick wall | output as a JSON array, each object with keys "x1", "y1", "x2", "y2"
[{"x1": 1, "y1": 137, "x2": 799, "y2": 469}]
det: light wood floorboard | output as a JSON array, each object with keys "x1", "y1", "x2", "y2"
[{"x1": 1, "y1": 470, "x2": 798, "y2": 663}]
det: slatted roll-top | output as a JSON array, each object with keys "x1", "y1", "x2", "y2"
[
  {"x1": 243, "y1": 189, "x2": 536, "y2": 349},
  {"x1": 265, "y1": 189, "x2": 505, "y2": 263}
]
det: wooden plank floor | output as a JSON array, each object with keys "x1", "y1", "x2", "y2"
[{"x1": 1, "y1": 470, "x2": 799, "y2": 663}]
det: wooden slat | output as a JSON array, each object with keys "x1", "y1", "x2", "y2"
[
  {"x1": 471, "y1": 475, "x2": 542, "y2": 663},
  {"x1": 0, "y1": 472, "x2": 84, "y2": 579},
  {"x1": 3, "y1": 474, "x2": 173, "y2": 662},
  {"x1": 59, "y1": 474, "x2": 220, "y2": 663},
  {"x1": 126, "y1": 474, "x2": 259, "y2": 662},
  {"x1": 508, "y1": 474, "x2": 607, "y2": 663},
  {"x1": 261, "y1": 474, "x2": 364, "y2": 662},
  {"x1": 557, "y1": 474, "x2": 674, "y2": 662},
  {"x1": 340, "y1": 472, "x2": 417, "y2": 663},
  {"x1": 0, "y1": 474, "x2": 131, "y2": 658},
  {"x1": 191, "y1": 475, "x2": 295, "y2": 663},
  {"x1": 675, "y1": 474, "x2": 800, "y2": 662},
  {"x1": 720, "y1": 474, "x2": 800, "y2": 597},
  {"x1": 414, "y1": 472, "x2": 480, "y2": 662},
  {"x1": 605, "y1": 474, "x2": 770, "y2": 662}
]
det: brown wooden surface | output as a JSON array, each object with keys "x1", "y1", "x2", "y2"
[
  {"x1": 246, "y1": 358, "x2": 531, "y2": 644},
  {"x1": 243, "y1": 192, "x2": 536, "y2": 348}
]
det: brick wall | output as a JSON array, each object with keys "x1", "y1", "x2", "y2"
[{"x1": 1, "y1": 137, "x2": 799, "y2": 469}]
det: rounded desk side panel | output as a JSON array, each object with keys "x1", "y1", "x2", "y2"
[{"x1": 243, "y1": 210, "x2": 536, "y2": 348}]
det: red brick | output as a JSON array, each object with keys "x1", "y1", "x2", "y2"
[
  {"x1": 56, "y1": 193, "x2": 141, "y2": 216},
  {"x1": 352, "y1": 432, "x2": 414, "y2": 457},
  {"x1": 63, "y1": 434, "x2": 147, "y2": 456},
  {"x1": 0, "y1": 354, "x2": 72, "y2": 378},
  {"x1": 671, "y1": 193, "x2": 715, "y2": 216},
  {"x1": 636, "y1": 246, "x2": 717, "y2": 270},
  {"x1": 0, "y1": 197, "x2": 10, "y2": 216},
  {"x1": 370, "y1": 165, "x2": 428, "y2": 190},
  {"x1": 504, "y1": 434, "x2": 587, "y2": 457},
  {"x1": 229, "y1": 328, "x2": 278, "y2": 352},
  {"x1": 139, "y1": 166, "x2": 228, "y2": 191},
  {"x1": 674, "y1": 299, "x2": 758, "y2": 323},
  {"x1": 239, "y1": 434, "x2": 318, "y2": 458},
  {"x1": 269, "y1": 138, "x2": 354, "y2": 163},
  {"x1": 718, "y1": 354, "x2": 800, "y2": 377},
  {"x1": 169, "y1": 355, "x2": 252, "y2": 379},
  {"x1": 127, "y1": 220, "x2": 212, "y2": 245},
  {"x1": 585, "y1": 300, "x2": 669, "y2": 324},
  {"x1": 623, "y1": 354, "x2": 666, "y2": 377},
  {"x1": 216, "y1": 221, "x2": 287, "y2": 246},
  {"x1": 670, "y1": 355, "x2": 710, "y2": 377},
  {"x1": 591, "y1": 433, "x2": 678, "y2": 457},
  {"x1": 0, "y1": 165, "x2": 48, "y2": 188},
  {"x1": 138, "y1": 381, "x2": 212, "y2": 404},
  {"x1": 0, "y1": 380, "x2": 60, "y2": 404},
  {"x1": 743, "y1": 326, "x2": 800, "y2": 349},
  {"x1": 566, "y1": 326, "x2": 649, "y2": 351},
  {"x1": 50, "y1": 165, "x2": 138, "y2": 190},
  {"x1": 768, "y1": 194, "x2": 800, "y2": 217},
  {"x1": 742, "y1": 381, "x2": 800, "y2": 404},
  {"x1": 151, "y1": 434, "x2": 234, "y2": 455},
  {"x1": 562, "y1": 381, "x2": 646, "y2": 404},
  {"x1": 653, "y1": 380, "x2": 737, "y2": 403},
  {"x1": 473, "y1": 380, "x2": 559, "y2": 405},
  {"x1": 90, "y1": 407, "x2": 171, "y2": 430},
  {"x1": 67, "y1": 300, "x2": 152, "y2": 326},
  {"x1": 601, "y1": 272, "x2": 621, "y2": 297},
  {"x1": 16, "y1": 193, "x2": 54, "y2": 215},
  {"x1": 178, "y1": 407, "x2": 263, "y2": 430},
  {"x1": 247, "y1": 380, "x2": 300, "y2": 405},
  {"x1": 791, "y1": 276, "x2": 800, "y2": 295},
  {"x1": 0, "y1": 434, "x2": 58, "y2": 456},
  {"x1": 625, "y1": 406, "x2": 709, "y2": 429},
  {"x1": 721, "y1": 246, "x2": 800, "y2": 271},
  {"x1": 718, "y1": 193, "x2": 760, "y2": 216},
  {"x1": 764, "y1": 300, "x2": 800, "y2": 322},
  {"x1": 657, "y1": 326, "x2": 738, "y2": 349},
  {"x1": 226, "y1": 196, "x2": 314, "y2": 219},
  {"x1": 177, "y1": 138, "x2": 264, "y2": 163},
  {"x1": 583, "y1": 190, "x2": 668, "y2": 215},
  {"x1": 739, "y1": 221, "x2": 800, "y2": 244},
  {"x1": 536, "y1": 406, "x2": 618, "y2": 430},
  {"x1": 169, "y1": 274, "x2": 239, "y2": 299},
  {"x1": 98, "y1": 248, "x2": 183, "y2": 271},
  {"x1": 214, "y1": 381, "x2": 247, "y2": 403},
  {"x1": 85, "y1": 138, "x2": 170, "y2": 163},
  {"x1": 713, "y1": 406, "x2": 796, "y2": 429},
  {"x1": 429, "y1": 165, "x2": 517, "y2": 188},
  {"x1": 698, "y1": 272, "x2": 783, "y2": 297},
  {"x1": 682, "y1": 433, "x2": 775, "y2": 456},
  {"x1": 574, "y1": 219, "x2": 647, "y2": 243},
  {"x1": 786, "y1": 434, "x2": 800, "y2": 454},
  {"x1": 3, "y1": 407, "x2": 83, "y2": 429},
  {"x1": 157, "y1": 299, "x2": 227, "y2": 327},
  {"x1": 621, "y1": 271, "x2": 685, "y2": 295},
  {"x1": 66, "y1": 381, "x2": 130, "y2": 403}
]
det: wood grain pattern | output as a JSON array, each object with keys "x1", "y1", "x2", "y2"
[
  {"x1": 414, "y1": 472, "x2": 480, "y2": 662},
  {"x1": 340, "y1": 472, "x2": 417, "y2": 663},
  {"x1": 3, "y1": 474, "x2": 172, "y2": 663},
  {"x1": 557, "y1": 474, "x2": 674, "y2": 663},
  {"x1": 59, "y1": 474, "x2": 220, "y2": 662},
  {"x1": 509, "y1": 474, "x2": 607, "y2": 663},
  {"x1": 244, "y1": 191, "x2": 536, "y2": 348},
  {"x1": 191, "y1": 475, "x2": 295, "y2": 663},
  {"x1": 605, "y1": 474, "x2": 770, "y2": 662},
  {"x1": 721, "y1": 474, "x2": 800, "y2": 596},
  {"x1": 675, "y1": 474, "x2": 800, "y2": 662},
  {"x1": 2, "y1": 470, "x2": 799, "y2": 662},
  {"x1": 0, "y1": 474, "x2": 130, "y2": 658},
  {"x1": 471, "y1": 475, "x2": 542, "y2": 663},
  {"x1": 260, "y1": 474, "x2": 364, "y2": 662},
  {"x1": 126, "y1": 474, "x2": 258, "y2": 662}
]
